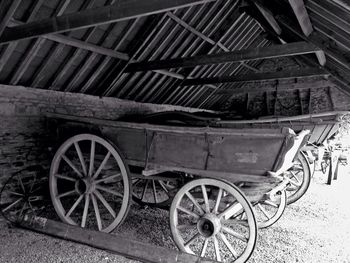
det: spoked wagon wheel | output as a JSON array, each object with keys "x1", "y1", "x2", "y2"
[
  {"x1": 284, "y1": 152, "x2": 311, "y2": 205},
  {"x1": 170, "y1": 178, "x2": 257, "y2": 263},
  {"x1": 251, "y1": 190, "x2": 287, "y2": 229},
  {"x1": 50, "y1": 134, "x2": 131, "y2": 233},
  {"x1": 132, "y1": 173, "x2": 184, "y2": 209},
  {"x1": 0, "y1": 167, "x2": 47, "y2": 223}
]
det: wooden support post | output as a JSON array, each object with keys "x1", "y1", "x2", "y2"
[{"x1": 18, "y1": 215, "x2": 216, "y2": 263}]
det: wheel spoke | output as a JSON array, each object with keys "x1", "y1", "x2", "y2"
[
  {"x1": 65, "y1": 194, "x2": 84, "y2": 218},
  {"x1": 184, "y1": 233, "x2": 200, "y2": 247},
  {"x1": 2, "y1": 198, "x2": 23, "y2": 212},
  {"x1": 81, "y1": 194, "x2": 90, "y2": 228},
  {"x1": 257, "y1": 203, "x2": 271, "y2": 219},
  {"x1": 290, "y1": 171, "x2": 302, "y2": 183},
  {"x1": 152, "y1": 180, "x2": 158, "y2": 203},
  {"x1": 55, "y1": 173, "x2": 78, "y2": 182},
  {"x1": 185, "y1": 192, "x2": 205, "y2": 215},
  {"x1": 94, "y1": 190, "x2": 116, "y2": 218},
  {"x1": 57, "y1": 189, "x2": 77, "y2": 199},
  {"x1": 7, "y1": 190, "x2": 24, "y2": 197},
  {"x1": 289, "y1": 179, "x2": 302, "y2": 187},
  {"x1": 93, "y1": 151, "x2": 111, "y2": 179},
  {"x1": 224, "y1": 218, "x2": 249, "y2": 227},
  {"x1": 263, "y1": 200, "x2": 278, "y2": 208},
  {"x1": 213, "y1": 188, "x2": 223, "y2": 214},
  {"x1": 95, "y1": 173, "x2": 121, "y2": 184},
  {"x1": 201, "y1": 185, "x2": 210, "y2": 213},
  {"x1": 200, "y1": 238, "x2": 209, "y2": 257},
  {"x1": 62, "y1": 155, "x2": 83, "y2": 178},
  {"x1": 158, "y1": 181, "x2": 170, "y2": 195},
  {"x1": 95, "y1": 185, "x2": 123, "y2": 198},
  {"x1": 222, "y1": 226, "x2": 248, "y2": 242},
  {"x1": 213, "y1": 236, "x2": 221, "y2": 262},
  {"x1": 141, "y1": 180, "x2": 150, "y2": 201},
  {"x1": 74, "y1": 142, "x2": 87, "y2": 176},
  {"x1": 89, "y1": 140, "x2": 95, "y2": 177},
  {"x1": 91, "y1": 194, "x2": 102, "y2": 231},
  {"x1": 177, "y1": 206, "x2": 200, "y2": 220},
  {"x1": 219, "y1": 232, "x2": 238, "y2": 259},
  {"x1": 219, "y1": 202, "x2": 243, "y2": 219},
  {"x1": 17, "y1": 174, "x2": 25, "y2": 193}
]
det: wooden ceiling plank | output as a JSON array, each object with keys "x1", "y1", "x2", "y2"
[
  {"x1": 288, "y1": 0, "x2": 313, "y2": 36},
  {"x1": 0, "y1": 0, "x2": 215, "y2": 44},
  {"x1": 182, "y1": 68, "x2": 328, "y2": 86},
  {"x1": 125, "y1": 41, "x2": 322, "y2": 72}
]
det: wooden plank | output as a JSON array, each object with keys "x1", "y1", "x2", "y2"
[
  {"x1": 181, "y1": 68, "x2": 328, "y2": 86},
  {"x1": 18, "y1": 215, "x2": 215, "y2": 263},
  {"x1": 288, "y1": 0, "x2": 313, "y2": 36},
  {"x1": 0, "y1": 0, "x2": 21, "y2": 37},
  {"x1": 0, "y1": 0, "x2": 215, "y2": 44},
  {"x1": 215, "y1": 79, "x2": 333, "y2": 95},
  {"x1": 254, "y1": 2, "x2": 282, "y2": 35},
  {"x1": 125, "y1": 42, "x2": 323, "y2": 72}
]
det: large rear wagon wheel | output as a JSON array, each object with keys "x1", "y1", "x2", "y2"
[
  {"x1": 170, "y1": 178, "x2": 257, "y2": 263},
  {"x1": 50, "y1": 134, "x2": 131, "y2": 233},
  {"x1": 285, "y1": 152, "x2": 311, "y2": 205}
]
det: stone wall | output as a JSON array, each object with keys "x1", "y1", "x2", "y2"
[{"x1": 0, "y1": 84, "x2": 208, "y2": 188}]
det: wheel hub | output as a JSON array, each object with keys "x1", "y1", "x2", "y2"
[
  {"x1": 75, "y1": 178, "x2": 96, "y2": 195},
  {"x1": 197, "y1": 214, "x2": 221, "y2": 238}
]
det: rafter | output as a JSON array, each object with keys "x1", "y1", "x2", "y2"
[
  {"x1": 181, "y1": 68, "x2": 329, "y2": 86},
  {"x1": 0, "y1": 0, "x2": 215, "y2": 45},
  {"x1": 125, "y1": 41, "x2": 323, "y2": 72},
  {"x1": 254, "y1": 2, "x2": 282, "y2": 35},
  {"x1": 288, "y1": 0, "x2": 313, "y2": 36},
  {"x1": 215, "y1": 79, "x2": 334, "y2": 95},
  {"x1": 0, "y1": 0, "x2": 21, "y2": 37}
]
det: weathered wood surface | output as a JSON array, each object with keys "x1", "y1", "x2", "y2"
[
  {"x1": 47, "y1": 113, "x2": 298, "y2": 183},
  {"x1": 18, "y1": 215, "x2": 216, "y2": 263},
  {"x1": 218, "y1": 111, "x2": 348, "y2": 145}
]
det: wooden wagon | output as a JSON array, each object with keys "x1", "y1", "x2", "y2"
[{"x1": 1, "y1": 112, "x2": 309, "y2": 263}]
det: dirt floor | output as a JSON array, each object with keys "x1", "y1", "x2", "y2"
[{"x1": 0, "y1": 165, "x2": 349, "y2": 263}]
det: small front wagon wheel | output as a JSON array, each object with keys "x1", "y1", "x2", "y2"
[
  {"x1": 170, "y1": 178, "x2": 257, "y2": 263},
  {"x1": 50, "y1": 134, "x2": 131, "y2": 233}
]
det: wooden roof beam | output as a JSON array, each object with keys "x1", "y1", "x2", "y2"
[
  {"x1": 0, "y1": 0, "x2": 215, "y2": 44},
  {"x1": 0, "y1": 0, "x2": 21, "y2": 37},
  {"x1": 181, "y1": 68, "x2": 329, "y2": 86},
  {"x1": 125, "y1": 41, "x2": 323, "y2": 72},
  {"x1": 216, "y1": 79, "x2": 334, "y2": 95},
  {"x1": 254, "y1": 2, "x2": 282, "y2": 35},
  {"x1": 288, "y1": 0, "x2": 313, "y2": 36}
]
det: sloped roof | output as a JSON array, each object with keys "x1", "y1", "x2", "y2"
[{"x1": 0, "y1": 0, "x2": 349, "y2": 111}]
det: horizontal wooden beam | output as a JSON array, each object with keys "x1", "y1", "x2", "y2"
[
  {"x1": 18, "y1": 215, "x2": 216, "y2": 263},
  {"x1": 125, "y1": 42, "x2": 323, "y2": 72},
  {"x1": 182, "y1": 68, "x2": 329, "y2": 86},
  {"x1": 215, "y1": 79, "x2": 334, "y2": 95},
  {"x1": 0, "y1": 0, "x2": 214, "y2": 44}
]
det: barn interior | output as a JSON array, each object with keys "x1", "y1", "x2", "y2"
[{"x1": 0, "y1": 0, "x2": 350, "y2": 262}]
